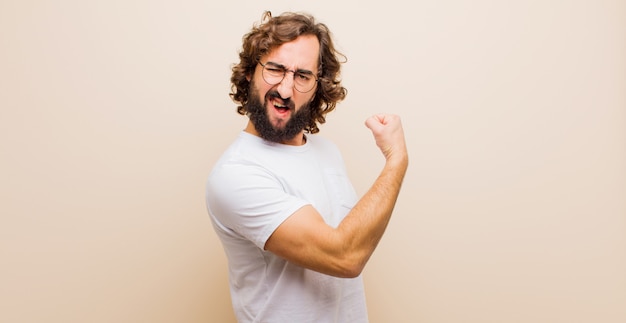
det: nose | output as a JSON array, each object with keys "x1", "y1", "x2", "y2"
[{"x1": 276, "y1": 71, "x2": 295, "y2": 99}]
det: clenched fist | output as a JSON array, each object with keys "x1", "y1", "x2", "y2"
[{"x1": 365, "y1": 114, "x2": 408, "y2": 165}]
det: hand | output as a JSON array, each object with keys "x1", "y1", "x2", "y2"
[{"x1": 365, "y1": 114, "x2": 408, "y2": 162}]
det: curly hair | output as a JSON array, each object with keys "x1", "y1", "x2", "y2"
[{"x1": 230, "y1": 11, "x2": 347, "y2": 134}]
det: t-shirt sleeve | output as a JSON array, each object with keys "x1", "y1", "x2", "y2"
[{"x1": 206, "y1": 162, "x2": 309, "y2": 249}]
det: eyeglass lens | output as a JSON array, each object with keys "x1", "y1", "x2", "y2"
[{"x1": 261, "y1": 63, "x2": 317, "y2": 93}]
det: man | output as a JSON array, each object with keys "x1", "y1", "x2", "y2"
[{"x1": 206, "y1": 11, "x2": 408, "y2": 322}]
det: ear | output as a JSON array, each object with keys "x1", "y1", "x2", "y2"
[{"x1": 245, "y1": 73, "x2": 251, "y2": 82}]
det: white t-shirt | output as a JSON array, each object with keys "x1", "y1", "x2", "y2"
[{"x1": 206, "y1": 131, "x2": 368, "y2": 323}]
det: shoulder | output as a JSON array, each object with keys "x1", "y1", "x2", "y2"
[{"x1": 207, "y1": 133, "x2": 276, "y2": 194}]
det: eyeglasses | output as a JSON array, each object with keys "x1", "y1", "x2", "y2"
[{"x1": 258, "y1": 61, "x2": 318, "y2": 93}]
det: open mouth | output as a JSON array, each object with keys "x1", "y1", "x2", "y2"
[
  {"x1": 272, "y1": 100, "x2": 290, "y2": 113},
  {"x1": 266, "y1": 91, "x2": 294, "y2": 117},
  {"x1": 267, "y1": 93, "x2": 293, "y2": 115}
]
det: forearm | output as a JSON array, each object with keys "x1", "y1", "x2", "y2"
[{"x1": 335, "y1": 152, "x2": 408, "y2": 273}]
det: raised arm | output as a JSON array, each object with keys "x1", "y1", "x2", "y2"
[{"x1": 264, "y1": 114, "x2": 408, "y2": 278}]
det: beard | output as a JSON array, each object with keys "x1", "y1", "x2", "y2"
[{"x1": 245, "y1": 82, "x2": 313, "y2": 143}]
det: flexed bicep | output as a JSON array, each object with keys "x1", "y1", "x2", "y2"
[{"x1": 264, "y1": 205, "x2": 364, "y2": 278}]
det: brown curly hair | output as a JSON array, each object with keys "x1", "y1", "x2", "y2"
[{"x1": 230, "y1": 11, "x2": 347, "y2": 134}]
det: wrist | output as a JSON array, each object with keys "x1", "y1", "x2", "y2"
[{"x1": 385, "y1": 150, "x2": 408, "y2": 172}]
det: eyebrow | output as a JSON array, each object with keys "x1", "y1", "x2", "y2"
[{"x1": 266, "y1": 61, "x2": 315, "y2": 75}]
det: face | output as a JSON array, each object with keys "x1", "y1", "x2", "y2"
[
  {"x1": 245, "y1": 35, "x2": 320, "y2": 145},
  {"x1": 246, "y1": 80, "x2": 313, "y2": 143}
]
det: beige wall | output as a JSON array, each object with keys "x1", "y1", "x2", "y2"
[{"x1": 1, "y1": 1, "x2": 625, "y2": 322}]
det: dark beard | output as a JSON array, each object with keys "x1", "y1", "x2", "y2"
[{"x1": 245, "y1": 85, "x2": 313, "y2": 143}]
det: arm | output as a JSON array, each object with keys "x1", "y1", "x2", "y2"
[{"x1": 264, "y1": 114, "x2": 408, "y2": 278}]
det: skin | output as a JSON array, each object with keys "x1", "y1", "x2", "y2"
[{"x1": 246, "y1": 34, "x2": 409, "y2": 278}]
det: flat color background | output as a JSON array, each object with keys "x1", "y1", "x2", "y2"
[{"x1": 1, "y1": 1, "x2": 625, "y2": 322}]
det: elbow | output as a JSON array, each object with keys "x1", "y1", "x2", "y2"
[
  {"x1": 323, "y1": 230, "x2": 372, "y2": 278},
  {"x1": 333, "y1": 253, "x2": 368, "y2": 278},
  {"x1": 341, "y1": 265, "x2": 364, "y2": 279}
]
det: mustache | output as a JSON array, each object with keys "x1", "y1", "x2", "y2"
[{"x1": 266, "y1": 90, "x2": 295, "y2": 110}]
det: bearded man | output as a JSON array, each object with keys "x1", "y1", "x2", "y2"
[{"x1": 205, "y1": 11, "x2": 408, "y2": 323}]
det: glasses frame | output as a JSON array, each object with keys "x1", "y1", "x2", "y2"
[{"x1": 258, "y1": 60, "x2": 319, "y2": 93}]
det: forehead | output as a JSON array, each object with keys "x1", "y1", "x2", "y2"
[{"x1": 262, "y1": 34, "x2": 320, "y2": 71}]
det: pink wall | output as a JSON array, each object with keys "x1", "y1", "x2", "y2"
[{"x1": 2, "y1": 1, "x2": 625, "y2": 322}]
